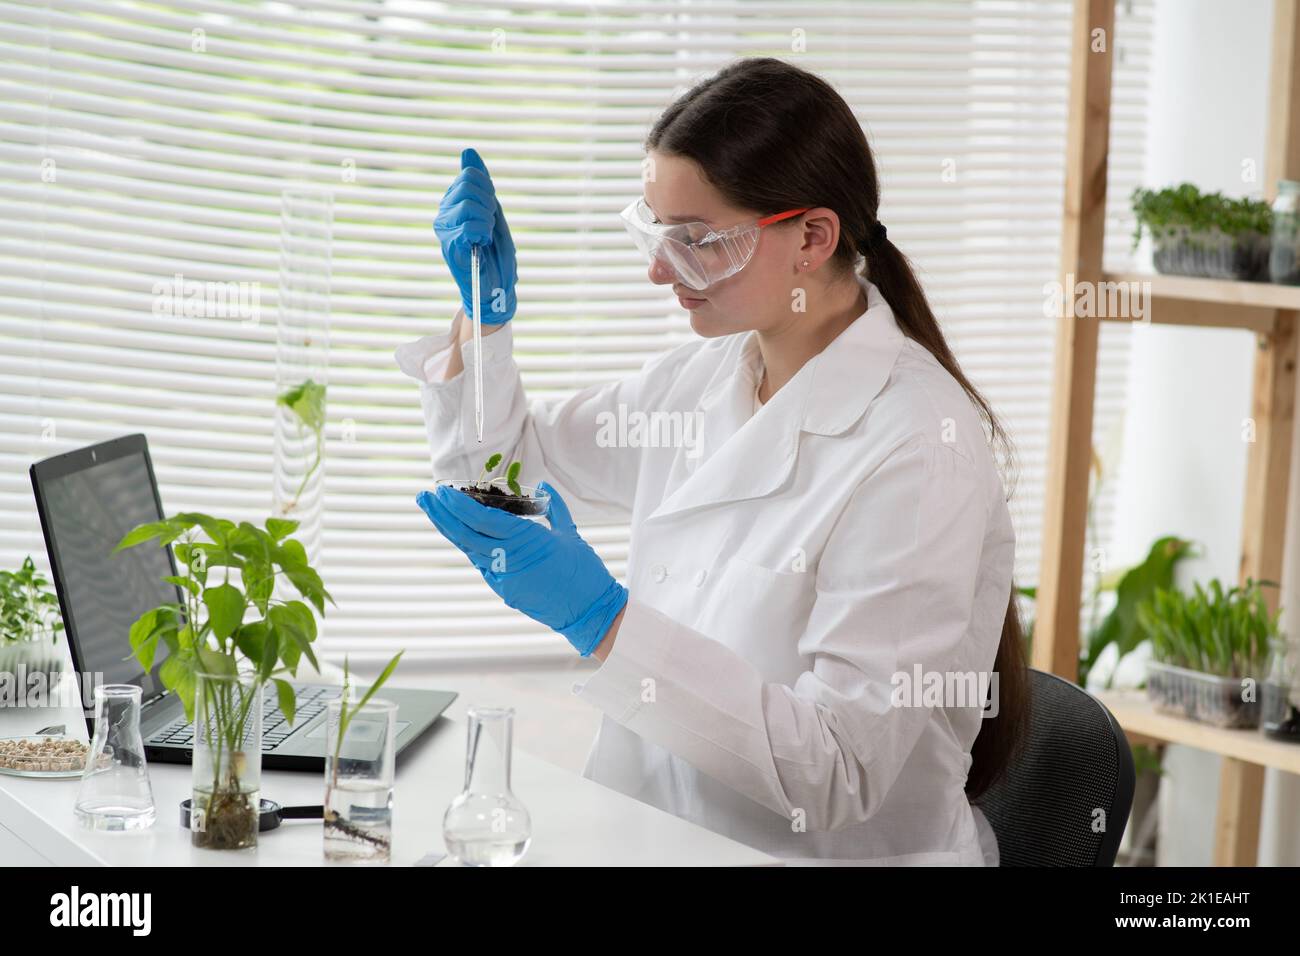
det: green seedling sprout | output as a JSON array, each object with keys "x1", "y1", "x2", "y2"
[
  {"x1": 1130, "y1": 183, "x2": 1273, "y2": 248},
  {"x1": 476, "y1": 453, "x2": 524, "y2": 496},
  {"x1": 477, "y1": 453, "x2": 502, "y2": 484},
  {"x1": 276, "y1": 379, "x2": 326, "y2": 513}
]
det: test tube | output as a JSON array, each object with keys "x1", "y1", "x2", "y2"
[{"x1": 470, "y1": 244, "x2": 484, "y2": 443}]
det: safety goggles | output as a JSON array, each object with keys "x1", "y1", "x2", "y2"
[{"x1": 619, "y1": 197, "x2": 809, "y2": 292}]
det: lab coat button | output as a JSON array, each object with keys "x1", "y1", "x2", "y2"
[
  {"x1": 651, "y1": 564, "x2": 667, "y2": 582},
  {"x1": 693, "y1": 569, "x2": 707, "y2": 586}
]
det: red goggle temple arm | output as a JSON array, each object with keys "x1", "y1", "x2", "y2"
[{"x1": 756, "y1": 207, "x2": 810, "y2": 228}]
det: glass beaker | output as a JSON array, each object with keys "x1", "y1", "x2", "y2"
[
  {"x1": 191, "y1": 669, "x2": 262, "y2": 850},
  {"x1": 443, "y1": 706, "x2": 532, "y2": 866},
  {"x1": 323, "y1": 697, "x2": 397, "y2": 864},
  {"x1": 75, "y1": 684, "x2": 156, "y2": 831}
]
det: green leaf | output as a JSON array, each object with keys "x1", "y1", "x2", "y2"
[
  {"x1": 195, "y1": 646, "x2": 238, "y2": 678},
  {"x1": 278, "y1": 627, "x2": 302, "y2": 676},
  {"x1": 506, "y1": 461, "x2": 522, "y2": 496},
  {"x1": 173, "y1": 513, "x2": 235, "y2": 547},
  {"x1": 269, "y1": 602, "x2": 320, "y2": 674},
  {"x1": 190, "y1": 543, "x2": 243, "y2": 571},
  {"x1": 114, "y1": 521, "x2": 174, "y2": 552},
  {"x1": 202, "y1": 583, "x2": 245, "y2": 642},
  {"x1": 355, "y1": 651, "x2": 403, "y2": 714},
  {"x1": 128, "y1": 607, "x2": 177, "y2": 673},
  {"x1": 265, "y1": 517, "x2": 299, "y2": 541},
  {"x1": 173, "y1": 543, "x2": 209, "y2": 586},
  {"x1": 277, "y1": 380, "x2": 327, "y2": 434},
  {"x1": 160, "y1": 647, "x2": 199, "y2": 723},
  {"x1": 234, "y1": 620, "x2": 268, "y2": 666},
  {"x1": 241, "y1": 559, "x2": 274, "y2": 616},
  {"x1": 257, "y1": 631, "x2": 280, "y2": 684},
  {"x1": 284, "y1": 564, "x2": 333, "y2": 615},
  {"x1": 163, "y1": 574, "x2": 199, "y2": 597},
  {"x1": 277, "y1": 539, "x2": 309, "y2": 569},
  {"x1": 483, "y1": 452, "x2": 503, "y2": 474},
  {"x1": 273, "y1": 678, "x2": 296, "y2": 727},
  {"x1": 1082, "y1": 536, "x2": 1193, "y2": 684}
]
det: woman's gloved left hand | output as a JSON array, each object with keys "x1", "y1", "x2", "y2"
[{"x1": 416, "y1": 481, "x2": 628, "y2": 657}]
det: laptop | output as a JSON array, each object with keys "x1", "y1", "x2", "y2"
[{"x1": 29, "y1": 433, "x2": 457, "y2": 772}]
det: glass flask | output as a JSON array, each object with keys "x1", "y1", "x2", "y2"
[
  {"x1": 443, "y1": 706, "x2": 532, "y2": 866},
  {"x1": 1262, "y1": 634, "x2": 1300, "y2": 741},
  {"x1": 324, "y1": 697, "x2": 397, "y2": 864},
  {"x1": 1270, "y1": 180, "x2": 1300, "y2": 285},
  {"x1": 191, "y1": 669, "x2": 262, "y2": 850},
  {"x1": 75, "y1": 684, "x2": 156, "y2": 831}
]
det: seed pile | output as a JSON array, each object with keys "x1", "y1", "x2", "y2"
[{"x1": 0, "y1": 737, "x2": 88, "y2": 772}]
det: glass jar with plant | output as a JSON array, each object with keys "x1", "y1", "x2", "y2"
[
  {"x1": 1131, "y1": 183, "x2": 1273, "y2": 281},
  {"x1": 0, "y1": 556, "x2": 65, "y2": 696},
  {"x1": 436, "y1": 452, "x2": 550, "y2": 517},
  {"x1": 323, "y1": 653, "x2": 403, "y2": 863},
  {"x1": 114, "y1": 512, "x2": 332, "y2": 849},
  {"x1": 1137, "y1": 578, "x2": 1278, "y2": 728}
]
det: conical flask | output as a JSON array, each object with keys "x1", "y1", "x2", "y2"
[
  {"x1": 74, "y1": 684, "x2": 156, "y2": 831},
  {"x1": 442, "y1": 706, "x2": 531, "y2": 866}
]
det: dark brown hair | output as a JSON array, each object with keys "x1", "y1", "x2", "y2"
[{"x1": 646, "y1": 57, "x2": 1028, "y2": 799}]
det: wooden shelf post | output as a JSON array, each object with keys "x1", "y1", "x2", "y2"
[{"x1": 1033, "y1": 0, "x2": 1116, "y2": 678}]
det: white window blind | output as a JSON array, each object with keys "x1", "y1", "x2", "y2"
[{"x1": 0, "y1": 0, "x2": 1150, "y2": 661}]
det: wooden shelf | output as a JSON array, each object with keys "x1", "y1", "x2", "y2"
[
  {"x1": 1096, "y1": 273, "x2": 1300, "y2": 333},
  {"x1": 1038, "y1": 0, "x2": 1300, "y2": 865},
  {"x1": 1096, "y1": 690, "x2": 1300, "y2": 775},
  {"x1": 1097, "y1": 274, "x2": 1300, "y2": 335},
  {"x1": 1104, "y1": 272, "x2": 1300, "y2": 311}
]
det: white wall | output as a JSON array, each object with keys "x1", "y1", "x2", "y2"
[{"x1": 1109, "y1": 0, "x2": 1300, "y2": 865}]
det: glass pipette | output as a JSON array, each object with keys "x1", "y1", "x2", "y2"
[{"x1": 470, "y1": 243, "x2": 484, "y2": 443}]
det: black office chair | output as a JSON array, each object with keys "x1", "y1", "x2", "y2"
[{"x1": 974, "y1": 668, "x2": 1136, "y2": 866}]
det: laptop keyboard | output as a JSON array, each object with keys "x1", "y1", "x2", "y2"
[{"x1": 147, "y1": 683, "x2": 343, "y2": 752}]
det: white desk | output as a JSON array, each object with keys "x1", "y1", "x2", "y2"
[{"x1": 0, "y1": 676, "x2": 778, "y2": 867}]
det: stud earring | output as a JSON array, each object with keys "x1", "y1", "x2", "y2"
[{"x1": 801, "y1": 260, "x2": 810, "y2": 268}]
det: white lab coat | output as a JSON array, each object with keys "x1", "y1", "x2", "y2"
[{"x1": 396, "y1": 275, "x2": 1014, "y2": 866}]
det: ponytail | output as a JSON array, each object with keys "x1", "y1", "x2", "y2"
[{"x1": 863, "y1": 236, "x2": 1030, "y2": 798}]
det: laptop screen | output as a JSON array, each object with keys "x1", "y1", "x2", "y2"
[{"x1": 36, "y1": 442, "x2": 176, "y2": 697}]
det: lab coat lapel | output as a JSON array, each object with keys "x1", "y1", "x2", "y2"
[{"x1": 648, "y1": 278, "x2": 905, "y2": 523}]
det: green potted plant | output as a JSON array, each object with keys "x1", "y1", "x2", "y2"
[
  {"x1": 115, "y1": 512, "x2": 332, "y2": 849},
  {"x1": 1018, "y1": 535, "x2": 1194, "y2": 688},
  {"x1": 437, "y1": 452, "x2": 550, "y2": 517},
  {"x1": 1137, "y1": 578, "x2": 1278, "y2": 728},
  {"x1": 1131, "y1": 183, "x2": 1273, "y2": 281},
  {"x1": 0, "y1": 556, "x2": 65, "y2": 698}
]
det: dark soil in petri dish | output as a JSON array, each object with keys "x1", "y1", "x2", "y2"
[{"x1": 455, "y1": 483, "x2": 546, "y2": 516}]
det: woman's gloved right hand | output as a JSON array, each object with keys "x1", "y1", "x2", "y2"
[{"x1": 434, "y1": 148, "x2": 518, "y2": 325}]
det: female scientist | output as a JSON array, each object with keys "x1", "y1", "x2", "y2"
[{"x1": 397, "y1": 57, "x2": 1028, "y2": 866}]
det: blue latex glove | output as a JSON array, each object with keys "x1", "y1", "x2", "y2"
[
  {"x1": 433, "y1": 147, "x2": 518, "y2": 325},
  {"x1": 416, "y1": 481, "x2": 628, "y2": 656}
]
